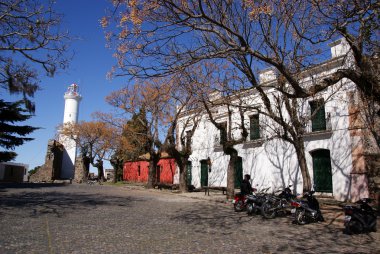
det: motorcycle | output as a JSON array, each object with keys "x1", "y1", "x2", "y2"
[
  {"x1": 233, "y1": 188, "x2": 257, "y2": 212},
  {"x1": 290, "y1": 191, "x2": 324, "y2": 225},
  {"x1": 246, "y1": 188, "x2": 270, "y2": 215},
  {"x1": 260, "y1": 185, "x2": 295, "y2": 219},
  {"x1": 233, "y1": 192, "x2": 247, "y2": 212},
  {"x1": 343, "y1": 198, "x2": 377, "y2": 234}
]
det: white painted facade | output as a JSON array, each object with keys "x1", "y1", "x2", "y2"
[
  {"x1": 176, "y1": 39, "x2": 369, "y2": 201},
  {"x1": 59, "y1": 84, "x2": 81, "y2": 179}
]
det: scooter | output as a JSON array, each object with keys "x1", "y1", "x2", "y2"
[
  {"x1": 343, "y1": 198, "x2": 377, "y2": 234},
  {"x1": 290, "y1": 191, "x2": 324, "y2": 225}
]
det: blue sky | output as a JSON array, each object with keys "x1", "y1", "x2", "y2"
[{"x1": 11, "y1": 0, "x2": 124, "y2": 171}]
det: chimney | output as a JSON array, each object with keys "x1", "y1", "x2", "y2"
[
  {"x1": 329, "y1": 38, "x2": 350, "y2": 58},
  {"x1": 259, "y1": 68, "x2": 277, "y2": 84}
]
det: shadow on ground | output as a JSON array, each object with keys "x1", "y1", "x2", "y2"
[
  {"x1": 0, "y1": 184, "x2": 145, "y2": 218},
  {"x1": 171, "y1": 202, "x2": 379, "y2": 253},
  {"x1": 0, "y1": 182, "x2": 68, "y2": 191}
]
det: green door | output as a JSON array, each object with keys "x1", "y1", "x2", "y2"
[
  {"x1": 200, "y1": 160, "x2": 208, "y2": 187},
  {"x1": 234, "y1": 157, "x2": 243, "y2": 188},
  {"x1": 312, "y1": 149, "x2": 333, "y2": 193},
  {"x1": 186, "y1": 161, "x2": 192, "y2": 186}
]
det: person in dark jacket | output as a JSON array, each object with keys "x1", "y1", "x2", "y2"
[{"x1": 240, "y1": 174, "x2": 253, "y2": 195}]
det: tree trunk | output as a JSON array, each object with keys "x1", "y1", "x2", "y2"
[
  {"x1": 83, "y1": 156, "x2": 90, "y2": 180},
  {"x1": 226, "y1": 149, "x2": 238, "y2": 200},
  {"x1": 147, "y1": 161, "x2": 156, "y2": 188},
  {"x1": 92, "y1": 159, "x2": 105, "y2": 181},
  {"x1": 294, "y1": 140, "x2": 312, "y2": 192},
  {"x1": 113, "y1": 167, "x2": 118, "y2": 183},
  {"x1": 178, "y1": 157, "x2": 189, "y2": 192},
  {"x1": 110, "y1": 156, "x2": 123, "y2": 183}
]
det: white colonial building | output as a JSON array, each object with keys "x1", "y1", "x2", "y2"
[{"x1": 176, "y1": 39, "x2": 372, "y2": 202}]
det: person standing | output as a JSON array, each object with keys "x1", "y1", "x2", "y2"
[{"x1": 240, "y1": 174, "x2": 253, "y2": 195}]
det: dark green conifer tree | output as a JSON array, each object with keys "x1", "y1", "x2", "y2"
[{"x1": 0, "y1": 99, "x2": 38, "y2": 162}]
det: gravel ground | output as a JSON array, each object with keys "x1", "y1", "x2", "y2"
[{"x1": 0, "y1": 183, "x2": 378, "y2": 254}]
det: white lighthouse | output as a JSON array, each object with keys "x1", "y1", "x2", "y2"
[{"x1": 60, "y1": 83, "x2": 82, "y2": 179}]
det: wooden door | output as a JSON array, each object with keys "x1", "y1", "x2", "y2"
[
  {"x1": 200, "y1": 160, "x2": 208, "y2": 187},
  {"x1": 312, "y1": 149, "x2": 333, "y2": 193},
  {"x1": 234, "y1": 157, "x2": 243, "y2": 188}
]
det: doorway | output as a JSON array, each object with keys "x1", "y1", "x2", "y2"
[
  {"x1": 311, "y1": 149, "x2": 333, "y2": 193},
  {"x1": 234, "y1": 157, "x2": 243, "y2": 188},
  {"x1": 200, "y1": 160, "x2": 209, "y2": 187}
]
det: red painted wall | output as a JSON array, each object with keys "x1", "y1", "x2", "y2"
[
  {"x1": 123, "y1": 158, "x2": 176, "y2": 184},
  {"x1": 157, "y1": 158, "x2": 176, "y2": 184},
  {"x1": 123, "y1": 160, "x2": 149, "y2": 183}
]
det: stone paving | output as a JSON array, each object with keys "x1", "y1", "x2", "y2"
[{"x1": 0, "y1": 183, "x2": 379, "y2": 254}]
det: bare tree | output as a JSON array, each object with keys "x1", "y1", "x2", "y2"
[
  {"x1": 103, "y1": 0, "x2": 378, "y2": 101},
  {"x1": 106, "y1": 78, "x2": 176, "y2": 188},
  {"x1": 106, "y1": 72, "x2": 202, "y2": 191},
  {"x1": 1, "y1": 0, "x2": 70, "y2": 112},
  {"x1": 59, "y1": 121, "x2": 116, "y2": 181}
]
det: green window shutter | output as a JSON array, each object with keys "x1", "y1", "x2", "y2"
[
  {"x1": 200, "y1": 160, "x2": 208, "y2": 187},
  {"x1": 220, "y1": 122, "x2": 227, "y2": 144},
  {"x1": 310, "y1": 100, "x2": 326, "y2": 132},
  {"x1": 250, "y1": 115, "x2": 260, "y2": 140}
]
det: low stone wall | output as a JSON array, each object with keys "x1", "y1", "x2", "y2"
[
  {"x1": 74, "y1": 156, "x2": 90, "y2": 183},
  {"x1": 29, "y1": 140, "x2": 63, "y2": 182}
]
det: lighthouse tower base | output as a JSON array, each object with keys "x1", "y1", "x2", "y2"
[{"x1": 59, "y1": 135, "x2": 76, "y2": 179}]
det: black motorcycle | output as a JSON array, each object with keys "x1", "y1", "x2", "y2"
[
  {"x1": 343, "y1": 198, "x2": 377, "y2": 234},
  {"x1": 260, "y1": 185, "x2": 295, "y2": 219},
  {"x1": 246, "y1": 188, "x2": 269, "y2": 215},
  {"x1": 290, "y1": 191, "x2": 324, "y2": 225}
]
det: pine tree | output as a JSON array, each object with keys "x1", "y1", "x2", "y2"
[
  {"x1": 123, "y1": 108, "x2": 150, "y2": 161},
  {"x1": 0, "y1": 99, "x2": 38, "y2": 162}
]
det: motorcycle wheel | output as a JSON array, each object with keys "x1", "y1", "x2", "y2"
[
  {"x1": 345, "y1": 219, "x2": 364, "y2": 235},
  {"x1": 247, "y1": 203, "x2": 254, "y2": 215},
  {"x1": 261, "y1": 201, "x2": 276, "y2": 219},
  {"x1": 295, "y1": 209, "x2": 307, "y2": 225},
  {"x1": 234, "y1": 200, "x2": 245, "y2": 212}
]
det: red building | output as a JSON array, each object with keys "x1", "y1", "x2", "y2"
[{"x1": 123, "y1": 153, "x2": 176, "y2": 184}]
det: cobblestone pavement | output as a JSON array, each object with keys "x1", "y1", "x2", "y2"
[{"x1": 0, "y1": 183, "x2": 379, "y2": 254}]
